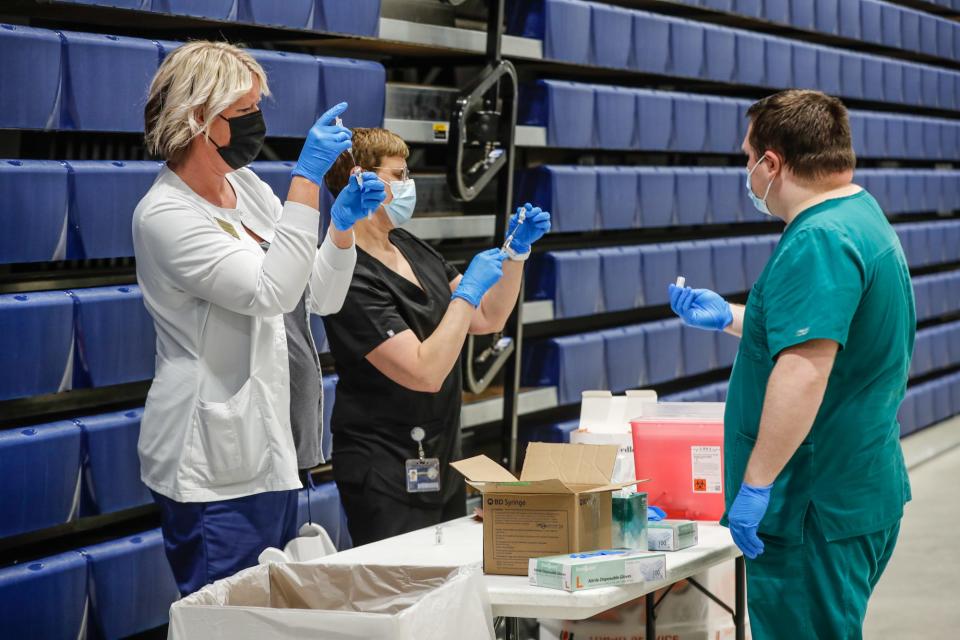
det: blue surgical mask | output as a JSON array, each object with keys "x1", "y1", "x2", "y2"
[
  {"x1": 384, "y1": 179, "x2": 416, "y2": 227},
  {"x1": 746, "y1": 157, "x2": 775, "y2": 217}
]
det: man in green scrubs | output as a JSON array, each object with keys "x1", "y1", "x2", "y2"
[{"x1": 668, "y1": 90, "x2": 914, "y2": 639}]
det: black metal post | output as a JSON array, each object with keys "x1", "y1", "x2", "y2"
[
  {"x1": 735, "y1": 556, "x2": 747, "y2": 640},
  {"x1": 645, "y1": 591, "x2": 656, "y2": 640}
]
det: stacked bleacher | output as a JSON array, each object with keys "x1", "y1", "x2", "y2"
[{"x1": 0, "y1": 7, "x2": 381, "y2": 638}]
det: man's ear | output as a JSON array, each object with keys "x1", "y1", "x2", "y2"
[{"x1": 763, "y1": 150, "x2": 783, "y2": 175}]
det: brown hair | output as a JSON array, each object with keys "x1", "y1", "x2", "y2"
[
  {"x1": 325, "y1": 128, "x2": 409, "y2": 196},
  {"x1": 746, "y1": 90, "x2": 856, "y2": 181}
]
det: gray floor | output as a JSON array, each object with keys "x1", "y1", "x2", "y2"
[{"x1": 863, "y1": 418, "x2": 960, "y2": 639}]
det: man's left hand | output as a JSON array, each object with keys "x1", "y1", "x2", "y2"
[{"x1": 728, "y1": 482, "x2": 772, "y2": 560}]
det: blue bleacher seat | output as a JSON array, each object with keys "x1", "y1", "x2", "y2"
[
  {"x1": 838, "y1": 0, "x2": 861, "y2": 40},
  {"x1": 708, "y1": 168, "x2": 741, "y2": 224},
  {"x1": 596, "y1": 167, "x2": 638, "y2": 229},
  {"x1": 522, "y1": 333, "x2": 607, "y2": 405},
  {"x1": 943, "y1": 221, "x2": 960, "y2": 261},
  {"x1": 595, "y1": 85, "x2": 636, "y2": 149},
  {"x1": 880, "y1": 3, "x2": 902, "y2": 49},
  {"x1": 716, "y1": 330, "x2": 740, "y2": 368},
  {"x1": 915, "y1": 383, "x2": 935, "y2": 430},
  {"x1": 943, "y1": 172, "x2": 960, "y2": 211},
  {"x1": 673, "y1": 97, "x2": 707, "y2": 152},
  {"x1": 919, "y1": 14, "x2": 939, "y2": 58},
  {"x1": 590, "y1": 3, "x2": 632, "y2": 69},
  {"x1": 862, "y1": 56, "x2": 885, "y2": 103},
  {"x1": 238, "y1": 0, "x2": 315, "y2": 29},
  {"x1": 713, "y1": 238, "x2": 746, "y2": 295},
  {"x1": 817, "y1": 47, "x2": 842, "y2": 97},
  {"x1": 635, "y1": 90, "x2": 672, "y2": 151},
  {"x1": 705, "y1": 97, "x2": 740, "y2": 154},
  {"x1": 733, "y1": 0, "x2": 761, "y2": 19},
  {"x1": 316, "y1": 57, "x2": 385, "y2": 129},
  {"x1": 310, "y1": 313, "x2": 330, "y2": 354},
  {"x1": 901, "y1": 8, "x2": 921, "y2": 53},
  {"x1": 321, "y1": 374, "x2": 336, "y2": 461},
  {"x1": 0, "y1": 552, "x2": 88, "y2": 640},
  {"x1": 0, "y1": 160, "x2": 69, "y2": 263},
  {"x1": 77, "y1": 409, "x2": 151, "y2": 516},
  {"x1": 933, "y1": 326, "x2": 953, "y2": 372},
  {"x1": 911, "y1": 329, "x2": 933, "y2": 378},
  {"x1": 639, "y1": 244, "x2": 677, "y2": 307},
  {"x1": 943, "y1": 119, "x2": 959, "y2": 161},
  {"x1": 883, "y1": 60, "x2": 905, "y2": 105},
  {"x1": 886, "y1": 117, "x2": 907, "y2": 159},
  {"x1": 898, "y1": 390, "x2": 916, "y2": 437},
  {"x1": 0, "y1": 291, "x2": 74, "y2": 401},
  {"x1": 951, "y1": 374, "x2": 960, "y2": 418},
  {"x1": 63, "y1": 0, "x2": 150, "y2": 7},
  {"x1": 764, "y1": 38, "x2": 793, "y2": 89},
  {"x1": 903, "y1": 63, "x2": 922, "y2": 107},
  {"x1": 296, "y1": 480, "x2": 352, "y2": 550},
  {"x1": 644, "y1": 319, "x2": 684, "y2": 384},
  {"x1": 924, "y1": 120, "x2": 943, "y2": 161},
  {"x1": 849, "y1": 112, "x2": 866, "y2": 157},
  {"x1": 789, "y1": 0, "x2": 815, "y2": 30},
  {"x1": 508, "y1": 0, "x2": 590, "y2": 65},
  {"x1": 905, "y1": 172, "x2": 927, "y2": 215},
  {"x1": 60, "y1": 31, "x2": 158, "y2": 132},
  {"x1": 602, "y1": 325, "x2": 647, "y2": 392},
  {"x1": 933, "y1": 379, "x2": 953, "y2": 424},
  {"x1": 911, "y1": 276, "x2": 930, "y2": 321},
  {"x1": 632, "y1": 11, "x2": 670, "y2": 75},
  {"x1": 151, "y1": 0, "x2": 237, "y2": 19},
  {"x1": 938, "y1": 20, "x2": 954, "y2": 61},
  {"x1": 0, "y1": 422, "x2": 82, "y2": 538},
  {"x1": 925, "y1": 173, "x2": 945, "y2": 214},
  {"x1": 735, "y1": 31, "x2": 765, "y2": 87},
  {"x1": 682, "y1": 324, "x2": 718, "y2": 376},
  {"x1": 315, "y1": 0, "x2": 380, "y2": 37},
  {"x1": 904, "y1": 117, "x2": 925, "y2": 159},
  {"x1": 252, "y1": 50, "x2": 320, "y2": 137},
  {"x1": 249, "y1": 160, "x2": 296, "y2": 201},
  {"x1": 863, "y1": 114, "x2": 887, "y2": 159},
  {"x1": 80, "y1": 530, "x2": 179, "y2": 638},
  {"x1": 520, "y1": 80, "x2": 594, "y2": 148},
  {"x1": 860, "y1": 0, "x2": 883, "y2": 45},
  {"x1": 792, "y1": 42, "x2": 818, "y2": 90},
  {"x1": 885, "y1": 170, "x2": 908, "y2": 214},
  {"x1": 676, "y1": 240, "x2": 714, "y2": 291},
  {"x1": 521, "y1": 419, "x2": 580, "y2": 445},
  {"x1": 526, "y1": 250, "x2": 603, "y2": 318},
  {"x1": 704, "y1": 25, "x2": 736, "y2": 83},
  {"x1": 743, "y1": 236, "x2": 774, "y2": 285},
  {"x1": 516, "y1": 165, "x2": 597, "y2": 232},
  {"x1": 70, "y1": 286, "x2": 156, "y2": 388},
  {"x1": 637, "y1": 168, "x2": 675, "y2": 227},
  {"x1": 922, "y1": 68, "x2": 940, "y2": 109},
  {"x1": 950, "y1": 325, "x2": 960, "y2": 369},
  {"x1": 763, "y1": 0, "x2": 789, "y2": 24},
  {"x1": 938, "y1": 70, "x2": 957, "y2": 112},
  {"x1": 66, "y1": 160, "x2": 163, "y2": 260},
  {"x1": 0, "y1": 24, "x2": 62, "y2": 130},
  {"x1": 814, "y1": 0, "x2": 839, "y2": 35},
  {"x1": 670, "y1": 18, "x2": 705, "y2": 78},
  {"x1": 598, "y1": 246, "x2": 642, "y2": 312},
  {"x1": 674, "y1": 169, "x2": 709, "y2": 226}
]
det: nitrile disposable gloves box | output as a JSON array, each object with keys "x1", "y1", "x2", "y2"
[
  {"x1": 648, "y1": 519, "x2": 699, "y2": 551},
  {"x1": 528, "y1": 549, "x2": 666, "y2": 592}
]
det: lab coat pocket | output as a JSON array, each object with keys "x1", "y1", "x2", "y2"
[
  {"x1": 733, "y1": 431, "x2": 813, "y2": 544},
  {"x1": 192, "y1": 378, "x2": 268, "y2": 486}
]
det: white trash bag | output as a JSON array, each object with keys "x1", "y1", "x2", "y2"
[{"x1": 169, "y1": 563, "x2": 495, "y2": 640}]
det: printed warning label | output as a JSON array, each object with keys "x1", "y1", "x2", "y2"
[{"x1": 691, "y1": 446, "x2": 722, "y2": 494}]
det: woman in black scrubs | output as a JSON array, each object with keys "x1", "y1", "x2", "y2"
[{"x1": 322, "y1": 128, "x2": 550, "y2": 545}]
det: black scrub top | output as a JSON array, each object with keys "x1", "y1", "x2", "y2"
[{"x1": 323, "y1": 228, "x2": 464, "y2": 507}]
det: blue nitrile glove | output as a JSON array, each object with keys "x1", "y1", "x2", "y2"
[
  {"x1": 506, "y1": 203, "x2": 552, "y2": 256},
  {"x1": 647, "y1": 505, "x2": 667, "y2": 522},
  {"x1": 668, "y1": 285, "x2": 734, "y2": 331},
  {"x1": 330, "y1": 172, "x2": 386, "y2": 231},
  {"x1": 452, "y1": 248, "x2": 509, "y2": 307},
  {"x1": 291, "y1": 102, "x2": 353, "y2": 185},
  {"x1": 727, "y1": 482, "x2": 773, "y2": 560}
]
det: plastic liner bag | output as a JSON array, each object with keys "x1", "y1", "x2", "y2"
[{"x1": 169, "y1": 563, "x2": 495, "y2": 640}]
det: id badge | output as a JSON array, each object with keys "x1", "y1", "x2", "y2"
[{"x1": 405, "y1": 458, "x2": 441, "y2": 493}]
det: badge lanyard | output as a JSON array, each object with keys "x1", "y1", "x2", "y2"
[{"x1": 405, "y1": 427, "x2": 441, "y2": 493}]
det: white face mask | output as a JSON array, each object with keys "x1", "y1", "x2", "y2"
[
  {"x1": 383, "y1": 178, "x2": 416, "y2": 227},
  {"x1": 746, "y1": 157, "x2": 775, "y2": 217}
]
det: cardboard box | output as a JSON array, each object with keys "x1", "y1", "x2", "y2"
[
  {"x1": 529, "y1": 549, "x2": 666, "y2": 592},
  {"x1": 452, "y1": 443, "x2": 642, "y2": 576},
  {"x1": 648, "y1": 520, "x2": 699, "y2": 551}
]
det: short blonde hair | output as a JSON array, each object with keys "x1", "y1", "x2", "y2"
[
  {"x1": 325, "y1": 128, "x2": 409, "y2": 196},
  {"x1": 144, "y1": 41, "x2": 270, "y2": 163}
]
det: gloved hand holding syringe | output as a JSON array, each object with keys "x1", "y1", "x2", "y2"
[{"x1": 335, "y1": 116, "x2": 364, "y2": 189}]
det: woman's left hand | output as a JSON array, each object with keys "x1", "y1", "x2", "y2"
[{"x1": 506, "y1": 203, "x2": 551, "y2": 255}]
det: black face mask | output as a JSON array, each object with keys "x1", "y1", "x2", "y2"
[{"x1": 212, "y1": 111, "x2": 266, "y2": 170}]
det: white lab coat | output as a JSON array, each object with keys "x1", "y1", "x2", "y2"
[{"x1": 132, "y1": 167, "x2": 355, "y2": 502}]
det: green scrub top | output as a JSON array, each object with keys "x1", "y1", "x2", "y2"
[{"x1": 723, "y1": 190, "x2": 914, "y2": 544}]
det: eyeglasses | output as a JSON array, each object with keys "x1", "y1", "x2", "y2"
[{"x1": 373, "y1": 166, "x2": 410, "y2": 182}]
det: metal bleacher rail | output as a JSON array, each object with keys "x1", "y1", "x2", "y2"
[{"x1": 2, "y1": 0, "x2": 960, "y2": 637}]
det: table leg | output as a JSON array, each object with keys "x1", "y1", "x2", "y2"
[
  {"x1": 735, "y1": 555, "x2": 746, "y2": 640},
  {"x1": 645, "y1": 592, "x2": 656, "y2": 640},
  {"x1": 504, "y1": 616, "x2": 520, "y2": 640}
]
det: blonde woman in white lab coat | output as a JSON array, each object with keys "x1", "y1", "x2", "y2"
[{"x1": 133, "y1": 41, "x2": 385, "y2": 595}]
